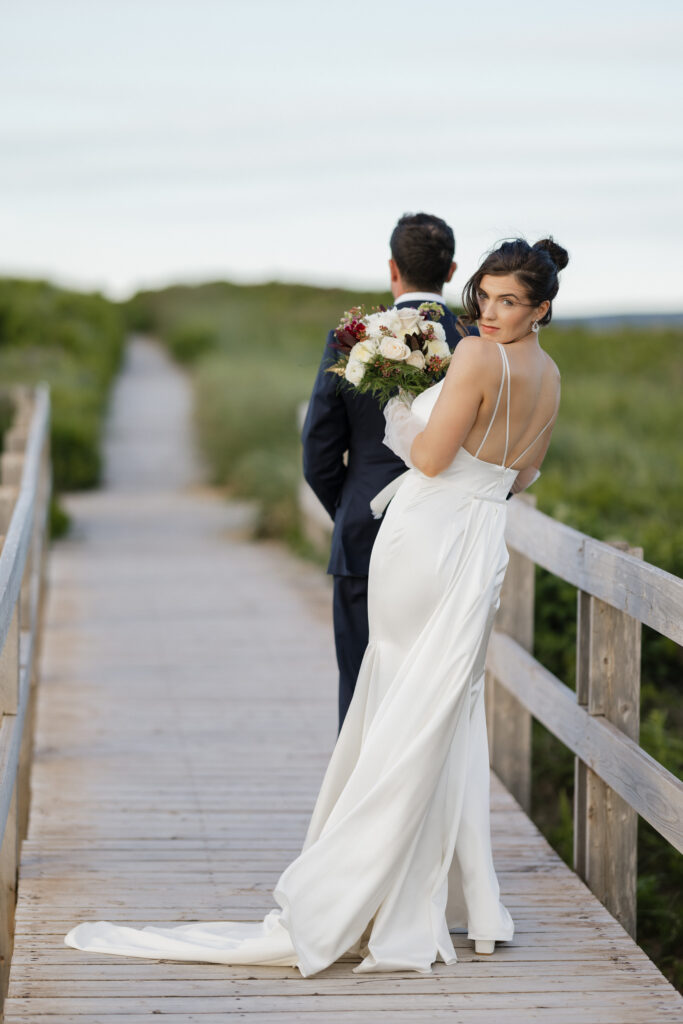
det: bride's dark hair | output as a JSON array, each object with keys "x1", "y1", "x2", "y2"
[{"x1": 461, "y1": 237, "x2": 569, "y2": 326}]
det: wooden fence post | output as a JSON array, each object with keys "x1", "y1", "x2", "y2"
[
  {"x1": 485, "y1": 493, "x2": 536, "y2": 814},
  {"x1": 0, "y1": 467, "x2": 21, "y2": 993},
  {"x1": 0, "y1": 790, "x2": 17, "y2": 1002},
  {"x1": 574, "y1": 539, "x2": 643, "y2": 939},
  {"x1": 0, "y1": 599, "x2": 19, "y2": 1001}
]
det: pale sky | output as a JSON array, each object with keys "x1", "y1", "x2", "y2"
[{"x1": 1, "y1": 0, "x2": 682, "y2": 314}]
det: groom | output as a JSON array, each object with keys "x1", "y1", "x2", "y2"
[{"x1": 301, "y1": 212, "x2": 478, "y2": 733}]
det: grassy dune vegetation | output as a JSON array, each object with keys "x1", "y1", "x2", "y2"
[
  {"x1": 0, "y1": 278, "x2": 126, "y2": 532},
  {"x1": 127, "y1": 282, "x2": 388, "y2": 538},
  {"x1": 128, "y1": 280, "x2": 683, "y2": 989}
]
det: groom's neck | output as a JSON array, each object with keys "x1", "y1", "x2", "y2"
[
  {"x1": 393, "y1": 286, "x2": 443, "y2": 300},
  {"x1": 391, "y1": 274, "x2": 443, "y2": 301},
  {"x1": 393, "y1": 288, "x2": 445, "y2": 303}
]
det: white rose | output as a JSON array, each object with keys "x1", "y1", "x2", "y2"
[
  {"x1": 379, "y1": 336, "x2": 411, "y2": 361},
  {"x1": 366, "y1": 309, "x2": 402, "y2": 340},
  {"x1": 344, "y1": 359, "x2": 366, "y2": 384},
  {"x1": 395, "y1": 306, "x2": 422, "y2": 336},
  {"x1": 419, "y1": 319, "x2": 446, "y2": 342},
  {"x1": 405, "y1": 349, "x2": 426, "y2": 369},
  {"x1": 349, "y1": 340, "x2": 377, "y2": 364},
  {"x1": 425, "y1": 339, "x2": 450, "y2": 360}
]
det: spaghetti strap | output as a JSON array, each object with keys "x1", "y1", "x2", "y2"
[
  {"x1": 500, "y1": 345, "x2": 511, "y2": 466},
  {"x1": 475, "y1": 344, "x2": 507, "y2": 459},
  {"x1": 507, "y1": 391, "x2": 560, "y2": 469}
]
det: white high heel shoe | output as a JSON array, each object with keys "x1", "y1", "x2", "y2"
[{"x1": 474, "y1": 939, "x2": 495, "y2": 955}]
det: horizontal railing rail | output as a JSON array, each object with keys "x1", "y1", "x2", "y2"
[
  {"x1": 486, "y1": 630, "x2": 682, "y2": 851},
  {"x1": 504, "y1": 499, "x2": 683, "y2": 645},
  {"x1": 0, "y1": 385, "x2": 51, "y2": 1010}
]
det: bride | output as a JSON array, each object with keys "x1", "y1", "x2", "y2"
[{"x1": 65, "y1": 236, "x2": 567, "y2": 977}]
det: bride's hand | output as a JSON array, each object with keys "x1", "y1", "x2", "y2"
[
  {"x1": 383, "y1": 396, "x2": 422, "y2": 468},
  {"x1": 396, "y1": 387, "x2": 415, "y2": 407},
  {"x1": 510, "y1": 466, "x2": 541, "y2": 495}
]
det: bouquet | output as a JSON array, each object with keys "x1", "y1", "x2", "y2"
[{"x1": 326, "y1": 302, "x2": 452, "y2": 406}]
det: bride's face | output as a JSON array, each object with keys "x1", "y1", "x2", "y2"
[{"x1": 476, "y1": 274, "x2": 545, "y2": 343}]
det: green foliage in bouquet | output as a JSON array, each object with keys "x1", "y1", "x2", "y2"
[{"x1": 329, "y1": 353, "x2": 451, "y2": 407}]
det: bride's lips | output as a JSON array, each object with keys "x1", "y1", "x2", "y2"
[{"x1": 480, "y1": 324, "x2": 499, "y2": 334}]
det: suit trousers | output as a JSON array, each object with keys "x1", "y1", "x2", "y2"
[{"x1": 332, "y1": 574, "x2": 369, "y2": 734}]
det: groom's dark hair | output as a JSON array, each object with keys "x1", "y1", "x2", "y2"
[{"x1": 390, "y1": 213, "x2": 455, "y2": 293}]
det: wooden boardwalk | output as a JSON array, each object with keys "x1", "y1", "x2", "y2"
[{"x1": 5, "y1": 338, "x2": 682, "y2": 1022}]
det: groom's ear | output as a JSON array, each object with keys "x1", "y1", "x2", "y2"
[
  {"x1": 444, "y1": 261, "x2": 457, "y2": 283},
  {"x1": 389, "y1": 258, "x2": 400, "y2": 284}
]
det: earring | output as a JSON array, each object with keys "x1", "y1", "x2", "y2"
[{"x1": 531, "y1": 320, "x2": 539, "y2": 333}]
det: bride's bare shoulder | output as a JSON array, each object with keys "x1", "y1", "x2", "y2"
[
  {"x1": 451, "y1": 334, "x2": 500, "y2": 367},
  {"x1": 542, "y1": 350, "x2": 561, "y2": 383}
]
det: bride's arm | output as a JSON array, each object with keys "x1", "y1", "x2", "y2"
[{"x1": 409, "y1": 338, "x2": 486, "y2": 477}]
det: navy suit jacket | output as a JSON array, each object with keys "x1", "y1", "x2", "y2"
[{"x1": 301, "y1": 299, "x2": 479, "y2": 577}]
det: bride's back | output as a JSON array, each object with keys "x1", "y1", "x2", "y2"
[{"x1": 462, "y1": 338, "x2": 560, "y2": 471}]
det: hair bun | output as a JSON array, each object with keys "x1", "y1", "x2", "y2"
[{"x1": 533, "y1": 237, "x2": 569, "y2": 271}]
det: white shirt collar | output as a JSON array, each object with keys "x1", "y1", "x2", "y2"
[{"x1": 394, "y1": 290, "x2": 447, "y2": 305}]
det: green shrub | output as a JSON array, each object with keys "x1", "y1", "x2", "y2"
[
  {"x1": 166, "y1": 320, "x2": 219, "y2": 364},
  {"x1": 0, "y1": 278, "x2": 125, "y2": 494},
  {"x1": 49, "y1": 496, "x2": 70, "y2": 539},
  {"x1": 0, "y1": 392, "x2": 14, "y2": 450},
  {"x1": 193, "y1": 352, "x2": 309, "y2": 537},
  {"x1": 50, "y1": 411, "x2": 101, "y2": 490}
]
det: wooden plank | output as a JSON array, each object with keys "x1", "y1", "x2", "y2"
[
  {"x1": 5, "y1": 1012, "x2": 683, "y2": 1024},
  {"x1": 10, "y1": 971, "x2": 679, "y2": 994},
  {"x1": 0, "y1": 790, "x2": 17, "y2": 1003},
  {"x1": 573, "y1": 588, "x2": 591, "y2": 877},
  {"x1": 0, "y1": 388, "x2": 49, "y2": 653},
  {"x1": 7, "y1": 960, "x2": 673, "y2": 981},
  {"x1": 576, "y1": 542, "x2": 642, "y2": 938},
  {"x1": 0, "y1": 606, "x2": 19, "y2": 718},
  {"x1": 4, "y1": 993, "x2": 682, "y2": 1012},
  {"x1": 488, "y1": 494, "x2": 534, "y2": 813}
]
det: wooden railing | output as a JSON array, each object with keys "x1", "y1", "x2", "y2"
[
  {"x1": 487, "y1": 496, "x2": 683, "y2": 941},
  {"x1": 0, "y1": 386, "x2": 51, "y2": 1004},
  {"x1": 296, "y1": 407, "x2": 683, "y2": 942}
]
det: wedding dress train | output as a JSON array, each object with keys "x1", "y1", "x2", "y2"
[{"x1": 66, "y1": 342, "x2": 551, "y2": 976}]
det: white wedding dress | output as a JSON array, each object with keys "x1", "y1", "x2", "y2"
[{"x1": 66, "y1": 342, "x2": 552, "y2": 976}]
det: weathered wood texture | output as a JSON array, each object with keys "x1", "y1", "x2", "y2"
[
  {"x1": 574, "y1": 542, "x2": 643, "y2": 939},
  {"x1": 487, "y1": 630, "x2": 683, "y2": 854},
  {"x1": 5, "y1": 341, "x2": 682, "y2": 1021},
  {"x1": 488, "y1": 533, "x2": 658, "y2": 941},
  {"x1": 485, "y1": 494, "x2": 535, "y2": 815},
  {"x1": 505, "y1": 498, "x2": 683, "y2": 646},
  {"x1": 0, "y1": 386, "x2": 51, "y2": 1011}
]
